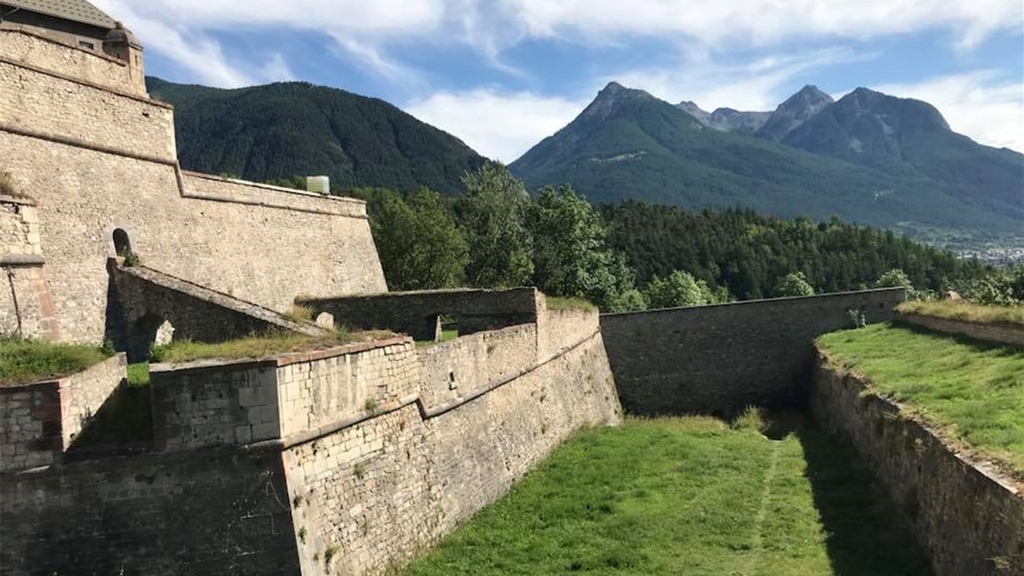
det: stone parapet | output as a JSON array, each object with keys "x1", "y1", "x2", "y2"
[
  {"x1": 811, "y1": 351, "x2": 1024, "y2": 576},
  {"x1": 0, "y1": 353, "x2": 127, "y2": 472}
]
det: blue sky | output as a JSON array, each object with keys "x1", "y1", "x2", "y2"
[{"x1": 94, "y1": 1, "x2": 1024, "y2": 161}]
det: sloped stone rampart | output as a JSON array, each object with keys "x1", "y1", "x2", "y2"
[{"x1": 811, "y1": 352, "x2": 1024, "y2": 576}]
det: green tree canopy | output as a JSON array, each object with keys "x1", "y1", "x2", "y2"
[
  {"x1": 777, "y1": 272, "x2": 815, "y2": 297},
  {"x1": 362, "y1": 188, "x2": 468, "y2": 290},
  {"x1": 645, "y1": 270, "x2": 723, "y2": 309},
  {"x1": 458, "y1": 162, "x2": 534, "y2": 288},
  {"x1": 527, "y1": 185, "x2": 638, "y2": 310}
]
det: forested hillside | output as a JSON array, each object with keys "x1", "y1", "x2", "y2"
[
  {"x1": 510, "y1": 82, "x2": 1022, "y2": 239},
  {"x1": 348, "y1": 163, "x2": 1013, "y2": 312},
  {"x1": 147, "y1": 77, "x2": 487, "y2": 195}
]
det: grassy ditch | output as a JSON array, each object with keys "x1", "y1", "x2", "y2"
[
  {"x1": 149, "y1": 329, "x2": 387, "y2": 363},
  {"x1": 818, "y1": 324, "x2": 1024, "y2": 478},
  {"x1": 0, "y1": 338, "x2": 113, "y2": 385},
  {"x1": 897, "y1": 300, "x2": 1024, "y2": 327},
  {"x1": 401, "y1": 416, "x2": 930, "y2": 576}
]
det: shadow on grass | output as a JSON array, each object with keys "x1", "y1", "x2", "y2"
[{"x1": 793, "y1": 421, "x2": 934, "y2": 576}]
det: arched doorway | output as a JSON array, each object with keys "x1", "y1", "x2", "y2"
[{"x1": 112, "y1": 228, "x2": 132, "y2": 258}]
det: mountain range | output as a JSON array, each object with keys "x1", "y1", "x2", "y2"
[
  {"x1": 149, "y1": 76, "x2": 1023, "y2": 243},
  {"x1": 510, "y1": 82, "x2": 1023, "y2": 237},
  {"x1": 146, "y1": 77, "x2": 486, "y2": 195}
]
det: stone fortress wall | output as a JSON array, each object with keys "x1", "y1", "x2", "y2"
[
  {"x1": 0, "y1": 291, "x2": 622, "y2": 576},
  {"x1": 0, "y1": 29, "x2": 386, "y2": 345},
  {"x1": 600, "y1": 288, "x2": 907, "y2": 415}
]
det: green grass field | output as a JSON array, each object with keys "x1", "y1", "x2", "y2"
[
  {"x1": 818, "y1": 324, "x2": 1024, "y2": 478},
  {"x1": 0, "y1": 338, "x2": 113, "y2": 385},
  {"x1": 401, "y1": 417, "x2": 930, "y2": 576}
]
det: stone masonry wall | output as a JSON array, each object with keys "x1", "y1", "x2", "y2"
[
  {"x1": 417, "y1": 323, "x2": 538, "y2": 408},
  {"x1": 0, "y1": 29, "x2": 142, "y2": 96},
  {"x1": 1, "y1": 131, "x2": 385, "y2": 345},
  {"x1": 0, "y1": 446, "x2": 300, "y2": 576},
  {"x1": 276, "y1": 339, "x2": 419, "y2": 439},
  {"x1": 542, "y1": 307, "x2": 600, "y2": 359},
  {"x1": 0, "y1": 353, "x2": 126, "y2": 472},
  {"x1": 150, "y1": 338, "x2": 417, "y2": 450},
  {"x1": 59, "y1": 353, "x2": 128, "y2": 448},
  {"x1": 299, "y1": 288, "x2": 540, "y2": 341},
  {"x1": 810, "y1": 352, "x2": 1024, "y2": 576},
  {"x1": 0, "y1": 381, "x2": 61, "y2": 471},
  {"x1": 283, "y1": 331, "x2": 621, "y2": 575},
  {"x1": 600, "y1": 288, "x2": 906, "y2": 416},
  {"x1": 0, "y1": 194, "x2": 59, "y2": 339},
  {"x1": 895, "y1": 311, "x2": 1024, "y2": 348},
  {"x1": 1, "y1": 60, "x2": 176, "y2": 160}
]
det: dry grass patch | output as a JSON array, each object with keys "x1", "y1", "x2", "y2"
[
  {"x1": 149, "y1": 329, "x2": 391, "y2": 363},
  {"x1": 897, "y1": 300, "x2": 1024, "y2": 327}
]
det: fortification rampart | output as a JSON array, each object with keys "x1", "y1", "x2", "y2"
[
  {"x1": 0, "y1": 28, "x2": 143, "y2": 96},
  {"x1": 298, "y1": 288, "x2": 540, "y2": 341},
  {"x1": 894, "y1": 311, "x2": 1024, "y2": 348},
  {"x1": 0, "y1": 59, "x2": 175, "y2": 160},
  {"x1": 0, "y1": 445, "x2": 300, "y2": 575},
  {"x1": 600, "y1": 288, "x2": 907, "y2": 415},
  {"x1": 0, "y1": 41, "x2": 387, "y2": 345},
  {"x1": 0, "y1": 301, "x2": 621, "y2": 576},
  {"x1": 811, "y1": 351, "x2": 1024, "y2": 576},
  {"x1": 0, "y1": 353, "x2": 126, "y2": 471}
]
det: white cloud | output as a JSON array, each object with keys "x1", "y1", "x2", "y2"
[
  {"x1": 406, "y1": 89, "x2": 588, "y2": 162},
  {"x1": 93, "y1": 0, "x2": 1022, "y2": 84},
  {"x1": 503, "y1": 0, "x2": 1022, "y2": 49},
  {"x1": 260, "y1": 53, "x2": 295, "y2": 83},
  {"x1": 873, "y1": 71, "x2": 1024, "y2": 152}
]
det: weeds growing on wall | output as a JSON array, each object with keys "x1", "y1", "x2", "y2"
[{"x1": 0, "y1": 171, "x2": 13, "y2": 196}]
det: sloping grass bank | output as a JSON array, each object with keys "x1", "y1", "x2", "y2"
[
  {"x1": 401, "y1": 417, "x2": 929, "y2": 576},
  {"x1": 818, "y1": 324, "x2": 1024, "y2": 478},
  {"x1": 897, "y1": 300, "x2": 1024, "y2": 327}
]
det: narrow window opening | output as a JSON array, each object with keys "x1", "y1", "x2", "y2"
[{"x1": 112, "y1": 228, "x2": 132, "y2": 258}]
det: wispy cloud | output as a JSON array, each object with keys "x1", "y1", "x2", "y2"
[
  {"x1": 406, "y1": 89, "x2": 588, "y2": 162},
  {"x1": 612, "y1": 47, "x2": 879, "y2": 111},
  {"x1": 873, "y1": 71, "x2": 1024, "y2": 152}
]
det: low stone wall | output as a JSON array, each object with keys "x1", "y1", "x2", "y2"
[
  {"x1": 299, "y1": 288, "x2": 541, "y2": 341},
  {"x1": 0, "y1": 353, "x2": 126, "y2": 472},
  {"x1": 283, "y1": 331, "x2": 621, "y2": 575},
  {"x1": 0, "y1": 445, "x2": 299, "y2": 576},
  {"x1": 541, "y1": 306, "x2": 599, "y2": 359},
  {"x1": 895, "y1": 311, "x2": 1024, "y2": 348},
  {"x1": 600, "y1": 288, "x2": 906, "y2": 416},
  {"x1": 810, "y1": 351, "x2": 1024, "y2": 576},
  {"x1": 150, "y1": 338, "x2": 416, "y2": 450},
  {"x1": 417, "y1": 323, "x2": 538, "y2": 408},
  {"x1": 112, "y1": 263, "x2": 323, "y2": 360}
]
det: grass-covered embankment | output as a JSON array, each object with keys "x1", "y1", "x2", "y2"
[
  {"x1": 149, "y1": 329, "x2": 386, "y2": 363},
  {"x1": 897, "y1": 300, "x2": 1024, "y2": 327},
  {"x1": 818, "y1": 324, "x2": 1024, "y2": 478},
  {"x1": 0, "y1": 338, "x2": 113, "y2": 385},
  {"x1": 402, "y1": 416, "x2": 930, "y2": 576}
]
